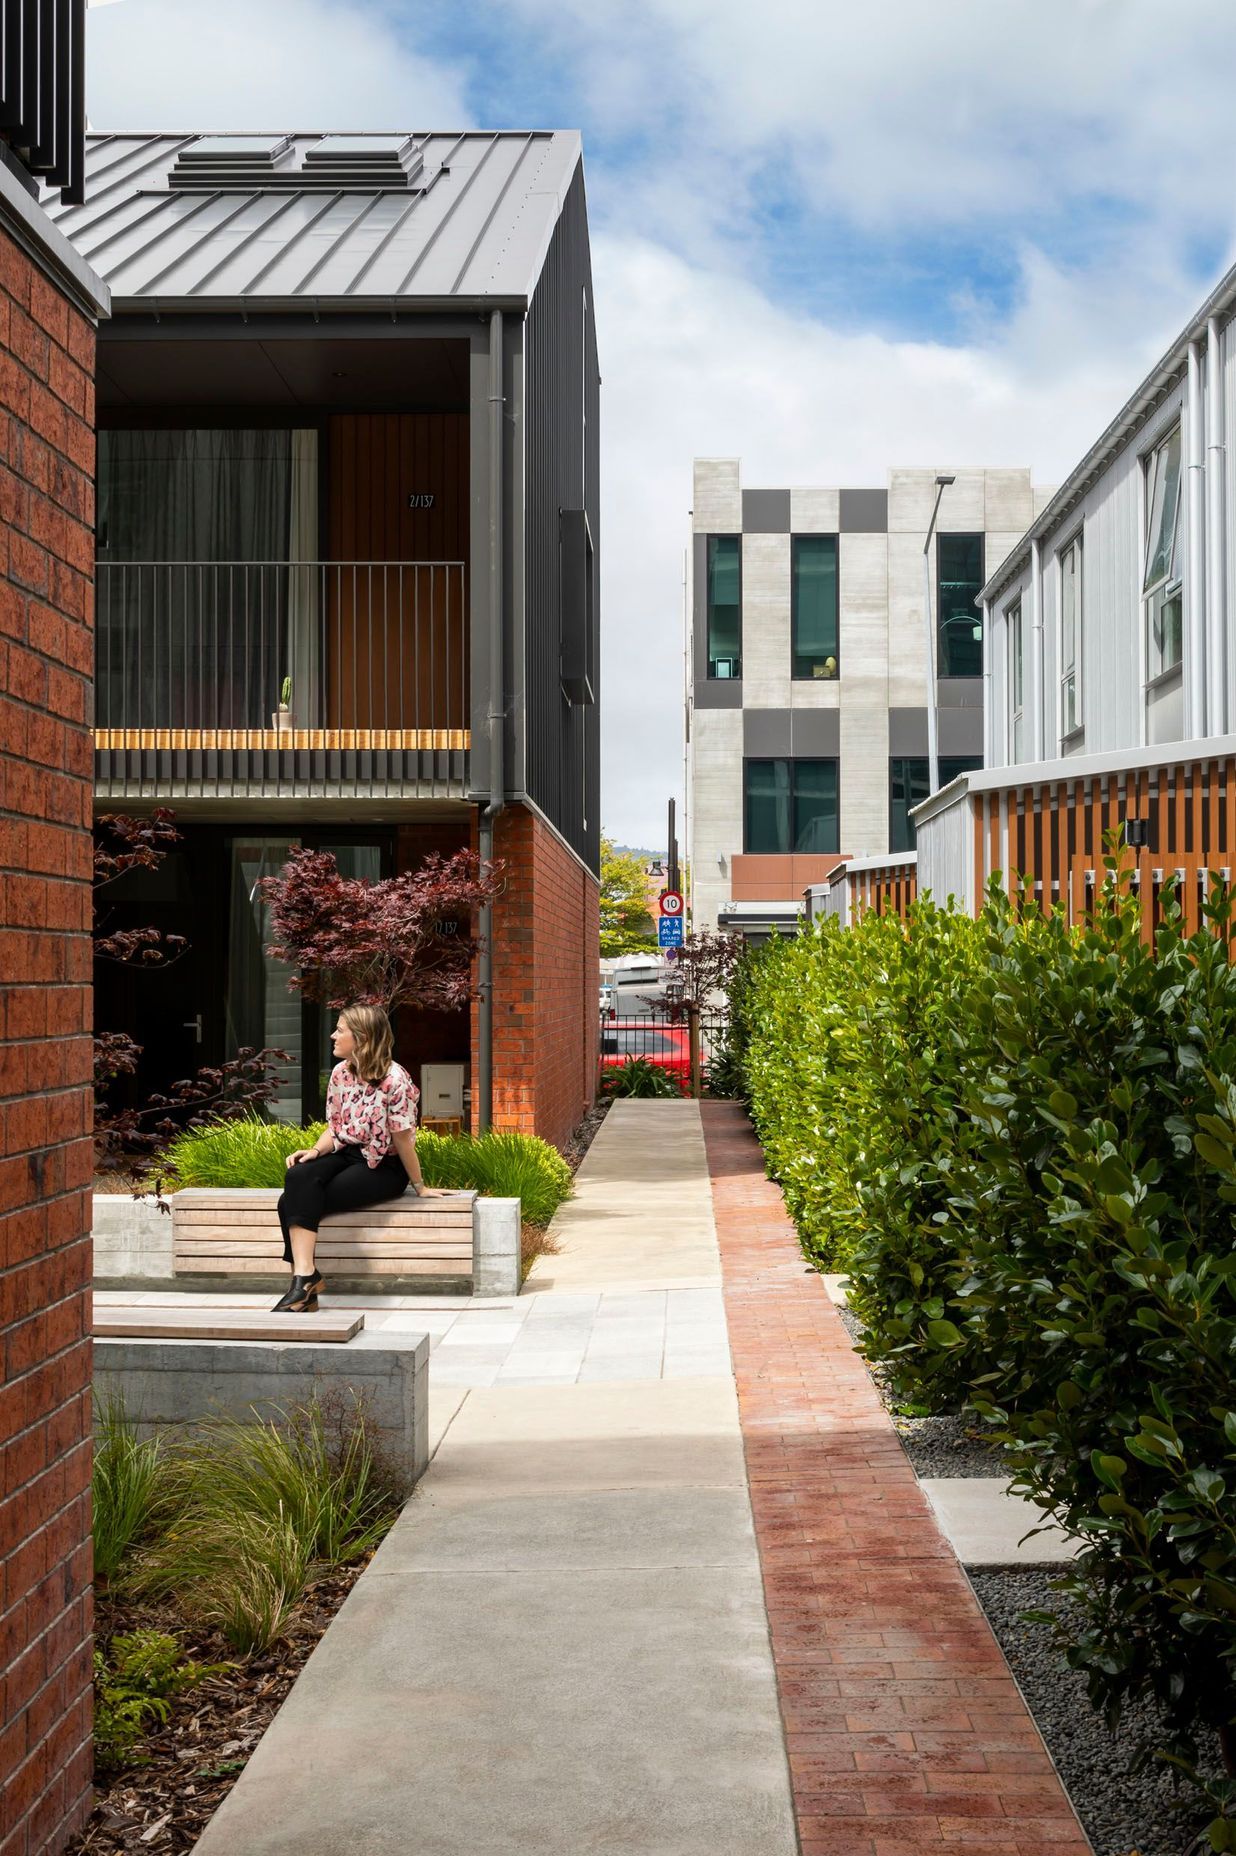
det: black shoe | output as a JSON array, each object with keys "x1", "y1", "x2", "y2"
[{"x1": 272, "y1": 1271, "x2": 323, "y2": 1313}]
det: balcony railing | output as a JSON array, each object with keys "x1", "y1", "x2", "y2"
[{"x1": 94, "y1": 561, "x2": 469, "y2": 801}]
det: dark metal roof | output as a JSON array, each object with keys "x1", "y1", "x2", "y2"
[{"x1": 44, "y1": 130, "x2": 584, "y2": 310}]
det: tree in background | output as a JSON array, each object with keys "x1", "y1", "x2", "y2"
[
  {"x1": 600, "y1": 836, "x2": 656, "y2": 957},
  {"x1": 259, "y1": 847, "x2": 502, "y2": 1012}
]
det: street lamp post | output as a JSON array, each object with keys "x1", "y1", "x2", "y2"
[{"x1": 921, "y1": 474, "x2": 955, "y2": 798}]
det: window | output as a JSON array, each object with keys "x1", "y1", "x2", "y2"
[
  {"x1": 791, "y1": 534, "x2": 839, "y2": 678},
  {"x1": 1007, "y1": 601, "x2": 1025, "y2": 762},
  {"x1": 937, "y1": 533, "x2": 985, "y2": 678},
  {"x1": 888, "y1": 755, "x2": 983, "y2": 853},
  {"x1": 1059, "y1": 534, "x2": 1082, "y2": 742},
  {"x1": 706, "y1": 535, "x2": 741, "y2": 678},
  {"x1": 745, "y1": 759, "x2": 839, "y2": 855},
  {"x1": 1143, "y1": 426, "x2": 1182, "y2": 681}
]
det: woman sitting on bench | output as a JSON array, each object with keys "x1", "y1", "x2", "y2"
[{"x1": 274, "y1": 1003, "x2": 443, "y2": 1313}]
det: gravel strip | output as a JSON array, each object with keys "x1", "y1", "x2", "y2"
[
  {"x1": 971, "y1": 1568, "x2": 1216, "y2": 1856},
  {"x1": 835, "y1": 1304, "x2": 1007, "y2": 1477}
]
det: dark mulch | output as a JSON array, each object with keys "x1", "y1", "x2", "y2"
[
  {"x1": 563, "y1": 1097, "x2": 610, "y2": 1174},
  {"x1": 68, "y1": 1565, "x2": 367, "y2": 1855}
]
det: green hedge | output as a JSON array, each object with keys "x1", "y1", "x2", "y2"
[
  {"x1": 741, "y1": 873, "x2": 1236, "y2": 1827},
  {"x1": 161, "y1": 1115, "x2": 572, "y2": 1227}
]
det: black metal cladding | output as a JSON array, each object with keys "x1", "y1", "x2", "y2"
[
  {"x1": 0, "y1": 0, "x2": 85, "y2": 203},
  {"x1": 523, "y1": 166, "x2": 600, "y2": 875}
]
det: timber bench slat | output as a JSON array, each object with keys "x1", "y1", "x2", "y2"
[
  {"x1": 171, "y1": 1188, "x2": 480, "y2": 1282},
  {"x1": 94, "y1": 1306, "x2": 365, "y2": 1344}
]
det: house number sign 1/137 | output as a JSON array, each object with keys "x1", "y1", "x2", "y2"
[{"x1": 408, "y1": 493, "x2": 436, "y2": 509}]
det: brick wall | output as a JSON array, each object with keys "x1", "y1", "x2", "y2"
[
  {"x1": 0, "y1": 225, "x2": 98, "y2": 1856},
  {"x1": 474, "y1": 803, "x2": 599, "y2": 1150}
]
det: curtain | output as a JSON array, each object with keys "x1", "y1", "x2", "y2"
[{"x1": 96, "y1": 431, "x2": 314, "y2": 729}]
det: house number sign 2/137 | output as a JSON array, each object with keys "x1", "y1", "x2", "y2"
[{"x1": 408, "y1": 493, "x2": 436, "y2": 509}]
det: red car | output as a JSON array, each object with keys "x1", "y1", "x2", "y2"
[{"x1": 598, "y1": 1019, "x2": 700, "y2": 1091}]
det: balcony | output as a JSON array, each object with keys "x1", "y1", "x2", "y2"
[{"x1": 94, "y1": 562, "x2": 469, "y2": 803}]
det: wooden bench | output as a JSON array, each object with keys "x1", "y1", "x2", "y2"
[
  {"x1": 171, "y1": 1188, "x2": 478, "y2": 1287},
  {"x1": 94, "y1": 1305, "x2": 365, "y2": 1344}
]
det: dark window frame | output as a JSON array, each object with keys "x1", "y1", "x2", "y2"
[
  {"x1": 791, "y1": 532, "x2": 840, "y2": 680},
  {"x1": 706, "y1": 534, "x2": 742, "y2": 679},
  {"x1": 743, "y1": 756, "x2": 840, "y2": 856},
  {"x1": 936, "y1": 532, "x2": 985, "y2": 679},
  {"x1": 888, "y1": 755, "x2": 983, "y2": 853}
]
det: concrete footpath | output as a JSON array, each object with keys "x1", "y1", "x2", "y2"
[{"x1": 195, "y1": 1103, "x2": 798, "y2": 1856}]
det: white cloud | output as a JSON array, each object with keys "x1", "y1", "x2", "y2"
[
  {"x1": 595, "y1": 227, "x2": 1206, "y2": 842},
  {"x1": 86, "y1": 0, "x2": 472, "y2": 131}
]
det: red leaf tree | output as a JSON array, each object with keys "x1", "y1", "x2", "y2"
[{"x1": 258, "y1": 848, "x2": 503, "y2": 1013}]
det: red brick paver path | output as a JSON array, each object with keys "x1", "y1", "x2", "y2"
[{"x1": 701, "y1": 1103, "x2": 1091, "y2": 1856}]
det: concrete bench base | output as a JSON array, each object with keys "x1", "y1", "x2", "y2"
[{"x1": 95, "y1": 1333, "x2": 430, "y2": 1486}]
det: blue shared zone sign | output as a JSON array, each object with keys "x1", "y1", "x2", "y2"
[{"x1": 658, "y1": 915, "x2": 684, "y2": 948}]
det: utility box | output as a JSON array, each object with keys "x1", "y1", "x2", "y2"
[{"x1": 421, "y1": 1062, "x2": 465, "y2": 1121}]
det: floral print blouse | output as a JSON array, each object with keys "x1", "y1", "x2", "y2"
[{"x1": 325, "y1": 1061, "x2": 419, "y2": 1168}]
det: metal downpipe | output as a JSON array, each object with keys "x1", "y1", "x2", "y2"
[
  {"x1": 1207, "y1": 317, "x2": 1227, "y2": 736},
  {"x1": 477, "y1": 308, "x2": 505, "y2": 1134},
  {"x1": 1187, "y1": 339, "x2": 1206, "y2": 736}
]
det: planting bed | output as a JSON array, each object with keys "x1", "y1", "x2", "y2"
[
  {"x1": 837, "y1": 1304, "x2": 1007, "y2": 1476},
  {"x1": 67, "y1": 1570, "x2": 365, "y2": 1855},
  {"x1": 972, "y1": 1568, "x2": 1216, "y2": 1856}
]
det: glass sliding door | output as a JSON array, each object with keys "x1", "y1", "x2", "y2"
[
  {"x1": 96, "y1": 429, "x2": 319, "y2": 733},
  {"x1": 225, "y1": 838, "x2": 303, "y2": 1123}
]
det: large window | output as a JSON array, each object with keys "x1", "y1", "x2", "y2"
[
  {"x1": 791, "y1": 534, "x2": 839, "y2": 679},
  {"x1": 706, "y1": 534, "x2": 742, "y2": 678},
  {"x1": 937, "y1": 533, "x2": 985, "y2": 678},
  {"x1": 1008, "y1": 601, "x2": 1025, "y2": 762},
  {"x1": 1143, "y1": 425, "x2": 1183, "y2": 681},
  {"x1": 745, "y1": 759, "x2": 839, "y2": 855},
  {"x1": 888, "y1": 755, "x2": 983, "y2": 853},
  {"x1": 1059, "y1": 533, "x2": 1083, "y2": 743}
]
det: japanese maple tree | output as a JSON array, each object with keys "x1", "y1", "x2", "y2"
[{"x1": 258, "y1": 847, "x2": 502, "y2": 1013}]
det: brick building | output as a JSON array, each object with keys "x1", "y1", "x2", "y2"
[
  {"x1": 47, "y1": 131, "x2": 601, "y2": 1152},
  {"x1": 0, "y1": 7, "x2": 110, "y2": 1851}
]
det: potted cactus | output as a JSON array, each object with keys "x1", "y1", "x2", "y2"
[{"x1": 272, "y1": 675, "x2": 293, "y2": 731}]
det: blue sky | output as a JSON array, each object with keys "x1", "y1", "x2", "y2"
[{"x1": 88, "y1": 0, "x2": 1236, "y2": 844}]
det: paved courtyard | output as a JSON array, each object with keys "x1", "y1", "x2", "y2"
[{"x1": 171, "y1": 1101, "x2": 1090, "y2": 1856}]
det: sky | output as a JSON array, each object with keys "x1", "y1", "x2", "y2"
[{"x1": 85, "y1": 0, "x2": 1236, "y2": 847}]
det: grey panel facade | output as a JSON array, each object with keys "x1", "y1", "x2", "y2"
[
  {"x1": 838, "y1": 488, "x2": 888, "y2": 533},
  {"x1": 939, "y1": 707, "x2": 984, "y2": 756},
  {"x1": 694, "y1": 678, "x2": 743, "y2": 709},
  {"x1": 789, "y1": 709, "x2": 841, "y2": 756},
  {"x1": 888, "y1": 708, "x2": 929, "y2": 756},
  {"x1": 937, "y1": 677, "x2": 984, "y2": 708},
  {"x1": 743, "y1": 710, "x2": 791, "y2": 756},
  {"x1": 742, "y1": 488, "x2": 791, "y2": 533},
  {"x1": 522, "y1": 166, "x2": 600, "y2": 871}
]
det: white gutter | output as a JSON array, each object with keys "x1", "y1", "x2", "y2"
[
  {"x1": 1029, "y1": 538, "x2": 1044, "y2": 760},
  {"x1": 1187, "y1": 339, "x2": 1207, "y2": 736},
  {"x1": 1207, "y1": 317, "x2": 1227, "y2": 735},
  {"x1": 981, "y1": 596, "x2": 992, "y2": 763}
]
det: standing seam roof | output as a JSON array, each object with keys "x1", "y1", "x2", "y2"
[{"x1": 44, "y1": 131, "x2": 584, "y2": 307}]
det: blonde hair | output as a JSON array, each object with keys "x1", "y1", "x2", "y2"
[{"x1": 340, "y1": 1005, "x2": 394, "y2": 1086}]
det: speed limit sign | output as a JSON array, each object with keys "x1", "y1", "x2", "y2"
[{"x1": 659, "y1": 889, "x2": 684, "y2": 917}]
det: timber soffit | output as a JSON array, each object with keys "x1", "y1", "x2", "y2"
[
  {"x1": 41, "y1": 130, "x2": 583, "y2": 312},
  {"x1": 981, "y1": 260, "x2": 1236, "y2": 608}
]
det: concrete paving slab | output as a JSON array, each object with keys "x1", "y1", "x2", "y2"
[
  {"x1": 194, "y1": 1561, "x2": 796, "y2": 1856},
  {"x1": 193, "y1": 1104, "x2": 796, "y2": 1856},
  {"x1": 921, "y1": 1477, "x2": 1080, "y2": 1564}
]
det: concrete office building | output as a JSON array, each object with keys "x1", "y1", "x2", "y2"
[{"x1": 686, "y1": 458, "x2": 1051, "y2": 934}]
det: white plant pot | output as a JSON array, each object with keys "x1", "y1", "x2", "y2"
[{"x1": 271, "y1": 709, "x2": 295, "y2": 731}]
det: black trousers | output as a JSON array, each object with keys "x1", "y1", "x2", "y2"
[{"x1": 276, "y1": 1145, "x2": 408, "y2": 1264}]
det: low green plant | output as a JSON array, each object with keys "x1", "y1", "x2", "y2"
[
  {"x1": 94, "y1": 1629, "x2": 226, "y2": 1770},
  {"x1": 92, "y1": 1397, "x2": 177, "y2": 1582},
  {"x1": 136, "y1": 1392, "x2": 404, "y2": 1651},
  {"x1": 599, "y1": 1057, "x2": 680, "y2": 1099},
  {"x1": 417, "y1": 1129, "x2": 573, "y2": 1226},
  {"x1": 162, "y1": 1115, "x2": 573, "y2": 1227},
  {"x1": 161, "y1": 1113, "x2": 327, "y2": 1191}
]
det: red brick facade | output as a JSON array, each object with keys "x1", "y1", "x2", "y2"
[
  {"x1": 473, "y1": 803, "x2": 599, "y2": 1149},
  {"x1": 0, "y1": 224, "x2": 99, "y2": 1855}
]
